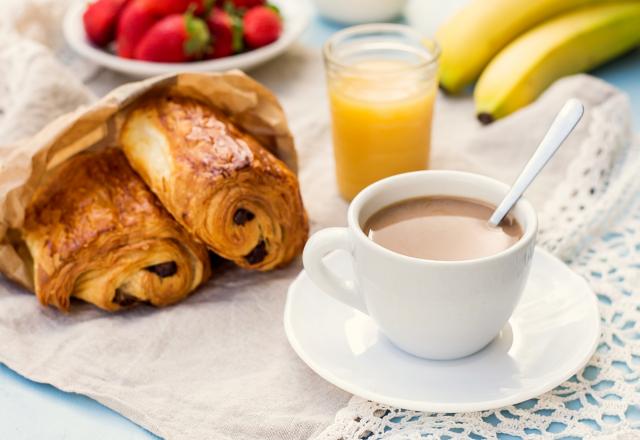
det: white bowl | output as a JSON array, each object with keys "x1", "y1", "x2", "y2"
[
  {"x1": 63, "y1": 0, "x2": 311, "y2": 78},
  {"x1": 311, "y1": 0, "x2": 407, "y2": 24}
]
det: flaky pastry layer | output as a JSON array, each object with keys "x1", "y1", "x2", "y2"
[
  {"x1": 120, "y1": 96, "x2": 309, "y2": 270},
  {"x1": 21, "y1": 148, "x2": 210, "y2": 311}
]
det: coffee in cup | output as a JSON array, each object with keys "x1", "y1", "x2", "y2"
[{"x1": 364, "y1": 196, "x2": 523, "y2": 261}]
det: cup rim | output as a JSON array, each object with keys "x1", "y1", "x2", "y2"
[
  {"x1": 322, "y1": 23, "x2": 440, "y2": 73},
  {"x1": 347, "y1": 170, "x2": 538, "y2": 266}
]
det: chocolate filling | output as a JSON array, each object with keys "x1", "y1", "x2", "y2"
[
  {"x1": 113, "y1": 288, "x2": 139, "y2": 307},
  {"x1": 244, "y1": 240, "x2": 267, "y2": 265},
  {"x1": 145, "y1": 261, "x2": 178, "y2": 278},
  {"x1": 233, "y1": 208, "x2": 255, "y2": 225}
]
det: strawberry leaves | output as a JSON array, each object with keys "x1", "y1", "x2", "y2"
[
  {"x1": 184, "y1": 7, "x2": 211, "y2": 57},
  {"x1": 223, "y1": 2, "x2": 245, "y2": 52},
  {"x1": 203, "y1": 0, "x2": 216, "y2": 16}
]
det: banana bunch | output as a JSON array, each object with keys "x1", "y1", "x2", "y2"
[{"x1": 436, "y1": 0, "x2": 640, "y2": 123}]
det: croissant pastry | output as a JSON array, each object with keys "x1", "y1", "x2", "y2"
[
  {"x1": 21, "y1": 148, "x2": 210, "y2": 312},
  {"x1": 120, "y1": 96, "x2": 309, "y2": 270}
]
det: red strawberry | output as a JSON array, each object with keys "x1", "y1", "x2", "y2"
[
  {"x1": 243, "y1": 6, "x2": 281, "y2": 49},
  {"x1": 116, "y1": 0, "x2": 159, "y2": 58},
  {"x1": 83, "y1": 0, "x2": 129, "y2": 46},
  {"x1": 135, "y1": 12, "x2": 210, "y2": 62},
  {"x1": 141, "y1": 0, "x2": 211, "y2": 16},
  {"x1": 229, "y1": 0, "x2": 265, "y2": 9},
  {"x1": 206, "y1": 8, "x2": 242, "y2": 58}
]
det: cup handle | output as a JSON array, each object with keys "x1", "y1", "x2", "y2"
[{"x1": 303, "y1": 228, "x2": 368, "y2": 314}]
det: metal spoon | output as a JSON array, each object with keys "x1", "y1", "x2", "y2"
[{"x1": 488, "y1": 98, "x2": 585, "y2": 227}]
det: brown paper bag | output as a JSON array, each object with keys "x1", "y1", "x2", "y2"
[{"x1": 0, "y1": 71, "x2": 297, "y2": 290}]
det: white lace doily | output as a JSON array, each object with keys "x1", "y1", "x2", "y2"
[{"x1": 318, "y1": 92, "x2": 640, "y2": 439}]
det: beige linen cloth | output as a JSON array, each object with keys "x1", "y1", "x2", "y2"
[{"x1": 0, "y1": 2, "x2": 635, "y2": 439}]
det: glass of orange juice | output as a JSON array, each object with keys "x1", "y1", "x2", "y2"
[{"x1": 324, "y1": 24, "x2": 440, "y2": 200}]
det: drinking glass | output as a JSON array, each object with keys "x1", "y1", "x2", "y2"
[{"x1": 323, "y1": 24, "x2": 440, "y2": 200}]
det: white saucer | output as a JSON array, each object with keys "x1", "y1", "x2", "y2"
[{"x1": 284, "y1": 248, "x2": 600, "y2": 412}]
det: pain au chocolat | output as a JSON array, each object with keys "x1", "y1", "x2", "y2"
[
  {"x1": 21, "y1": 148, "x2": 210, "y2": 312},
  {"x1": 120, "y1": 96, "x2": 309, "y2": 270}
]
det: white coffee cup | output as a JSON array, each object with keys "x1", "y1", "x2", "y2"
[{"x1": 303, "y1": 170, "x2": 538, "y2": 360}]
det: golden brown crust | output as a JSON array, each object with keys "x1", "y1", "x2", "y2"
[
  {"x1": 121, "y1": 96, "x2": 309, "y2": 270},
  {"x1": 21, "y1": 148, "x2": 210, "y2": 311}
]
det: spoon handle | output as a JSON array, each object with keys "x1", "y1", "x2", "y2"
[{"x1": 488, "y1": 98, "x2": 585, "y2": 227}]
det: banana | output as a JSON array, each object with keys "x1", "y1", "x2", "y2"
[
  {"x1": 436, "y1": 0, "x2": 610, "y2": 94},
  {"x1": 475, "y1": 2, "x2": 640, "y2": 123}
]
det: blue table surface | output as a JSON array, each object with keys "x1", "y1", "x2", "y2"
[{"x1": 2, "y1": 10, "x2": 640, "y2": 440}]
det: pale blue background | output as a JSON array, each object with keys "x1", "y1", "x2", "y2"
[{"x1": 1, "y1": 11, "x2": 640, "y2": 440}]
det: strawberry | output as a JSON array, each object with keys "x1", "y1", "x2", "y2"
[
  {"x1": 134, "y1": 12, "x2": 210, "y2": 62},
  {"x1": 228, "y1": 0, "x2": 265, "y2": 9},
  {"x1": 116, "y1": 0, "x2": 159, "y2": 58},
  {"x1": 141, "y1": 0, "x2": 212, "y2": 16},
  {"x1": 206, "y1": 8, "x2": 242, "y2": 58},
  {"x1": 83, "y1": 0, "x2": 129, "y2": 46},
  {"x1": 243, "y1": 6, "x2": 281, "y2": 49}
]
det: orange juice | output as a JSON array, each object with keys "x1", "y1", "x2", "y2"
[{"x1": 328, "y1": 59, "x2": 437, "y2": 200}]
